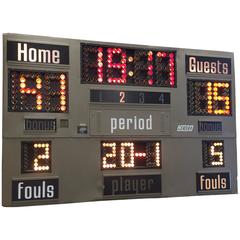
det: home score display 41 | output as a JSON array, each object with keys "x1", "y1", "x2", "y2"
[{"x1": 2, "y1": 34, "x2": 237, "y2": 206}]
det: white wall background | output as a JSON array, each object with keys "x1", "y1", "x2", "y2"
[{"x1": 0, "y1": 0, "x2": 239, "y2": 239}]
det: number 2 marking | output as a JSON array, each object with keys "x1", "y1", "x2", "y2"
[{"x1": 120, "y1": 91, "x2": 125, "y2": 103}]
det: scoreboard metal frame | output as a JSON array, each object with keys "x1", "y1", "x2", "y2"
[{"x1": 2, "y1": 33, "x2": 237, "y2": 207}]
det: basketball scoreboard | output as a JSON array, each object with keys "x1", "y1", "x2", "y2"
[{"x1": 2, "y1": 34, "x2": 237, "y2": 206}]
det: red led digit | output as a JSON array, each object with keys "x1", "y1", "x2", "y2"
[
  {"x1": 156, "y1": 51, "x2": 175, "y2": 87},
  {"x1": 169, "y1": 53, "x2": 175, "y2": 86},
  {"x1": 107, "y1": 48, "x2": 127, "y2": 84},
  {"x1": 147, "y1": 51, "x2": 154, "y2": 85}
]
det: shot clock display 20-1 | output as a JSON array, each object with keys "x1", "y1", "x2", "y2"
[
  {"x1": 101, "y1": 141, "x2": 161, "y2": 169},
  {"x1": 2, "y1": 34, "x2": 237, "y2": 207}
]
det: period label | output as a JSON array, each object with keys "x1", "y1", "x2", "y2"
[{"x1": 90, "y1": 110, "x2": 170, "y2": 135}]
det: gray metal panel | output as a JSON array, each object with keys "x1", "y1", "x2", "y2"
[{"x1": 2, "y1": 33, "x2": 237, "y2": 206}]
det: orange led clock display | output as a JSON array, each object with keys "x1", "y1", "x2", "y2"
[{"x1": 101, "y1": 141, "x2": 161, "y2": 169}]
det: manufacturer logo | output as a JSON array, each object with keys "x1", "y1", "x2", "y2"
[
  {"x1": 12, "y1": 178, "x2": 58, "y2": 201},
  {"x1": 110, "y1": 114, "x2": 152, "y2": 133},
  {"x1": 176, "y1": 124, "x2": 194, "y2": 132}
]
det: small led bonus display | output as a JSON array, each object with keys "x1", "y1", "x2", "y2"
[
  {"x1": 101, "y1": 141, "x2": 161, "y2": 169},
  {"x1": 8, "y1": 70, "x2": 68, "y2": 112},
  {"x1": 187, "y1": 80, "x2": 231, "y2": 116},
  {"x1": 21, "y1": 141, "x2": 51, "y2": 173},
  {"x1": 81, "y1": 44, "x2": 176, "y2": 87},
  {"x1": 202, "y1": 141, "x2": 224, "y2": 167}
]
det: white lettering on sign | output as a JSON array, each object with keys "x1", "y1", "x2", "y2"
[
  {"x1": 110, "y1": 115, "x2": 152, "y2": 133},
  {"x1": 17, "y1": 181, "x2": 55, "y2": 200},
  {"x1": 188, "y1": 56, "x2": 229, "y2": 74},
  {"x1": 17, "y1": 43, "x2": 60, "y2": 63},
  {"x1": 199, "y1": 174, "x2": 227, "y2": 191}
]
